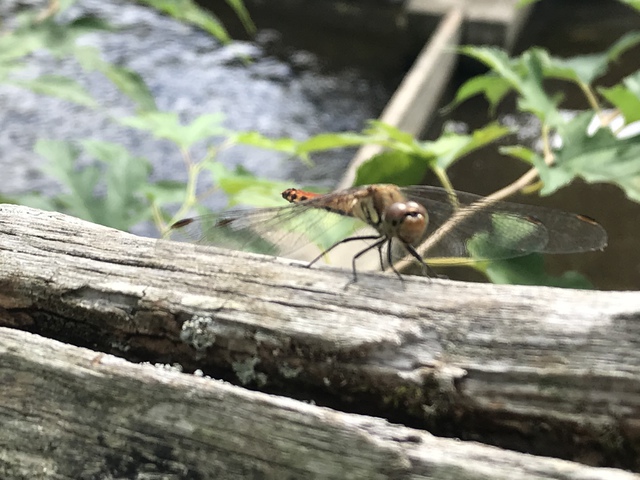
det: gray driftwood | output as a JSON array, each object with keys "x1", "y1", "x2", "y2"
[
  {"x1": 2, "y1": 327, "x2": 637, "y2": 480},
  {"x1": 0, "y1": 203, "x2": 639, "y2": 479}
]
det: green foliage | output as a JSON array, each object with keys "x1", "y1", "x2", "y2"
[
  {"x1": 540, "y1": 113, "x2": 640, "y2": 201},
  {"x1": 136, "y1": 0, "x2": 255, "y2": 42},
  {"x1": 599, "y1": 71, "x2": 640, "y2": 123},
  {"x1": 120, "y1": 112, "x2": 228, "y2": 149},
  {"x1": 0, "y1": 0, "x2": 249, "y2": 109},
  {"x1": 232, "y1": 131, "x2": 372, "y2": 164},
  {"x1": 458, "y1": 34, "x2": 640, "y2": 206},
  {"x1": 355, "y1": 151, "x2": 426, "y2": 186},
  {"x1": 204, "y1": 162, "x2": 296, "y2": 208},
  {"x1": 74, "y1": 46, "x2": 157, "y2": 111},
  {"x1": 353, "y1": 122, "x2": 511, "y2": 186},
  {"x1": 3, "y1": 0, "x2": 638, "y2": 289},
  {"x1": 619, "y1": 0, "x2": 640, "y2": 12},
  {"x1": 0, "y1": 5, "x2": 154, "y2": 109},
  {"x1": 454, "y1": 32, "x2": 640, "y2": 121},
  {"x1": 478, "y1": 254, "x2": 594, "y2": 289},
  {"x1": 32, "y1": 139, "x2": 152, "y2": 230},
  {"x1": 453, "y1": 47, "x2": 562, "y2": 124},
  {"x1": 7, "y1": 75, "x2": 98, "y2": 107},
  {"x1": 0, "y1": 0, "x2": 256, "y2": 233},
  {"x1": 439, "y1": 17, "x2": 640, "y2": 286},
  {"x1": 516, "y1": 0, "x2": 540, "y2": 6}
]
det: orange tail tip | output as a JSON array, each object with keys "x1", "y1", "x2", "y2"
[{"x1": 281, "y1": 188, "x2": 321, "y2": 203}]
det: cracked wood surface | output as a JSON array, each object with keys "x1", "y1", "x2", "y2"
[
  {"x1": 0, "y1": 203, "x2": 639, "y2": 478},
  {"x1": 3, "y1": 327, "x2": 638, "y2": 480}
]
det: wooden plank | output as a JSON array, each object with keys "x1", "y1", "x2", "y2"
[
  {"x1": 406, "y1": 0, "x2": 533, "y2": 49},
  {"x1": 2, "y1": 327, "x2": 639, "y2": 480},
  {"x1": 0, "y1": 203, "x2": 639, "y2": 475}
]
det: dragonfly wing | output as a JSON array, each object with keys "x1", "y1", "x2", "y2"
[
  {"x1": 166, "y1": 204, "x2": 365, "y2": 261},
  {"x1": 400, "y1": 185, "x2": 606, "y2": 260}
]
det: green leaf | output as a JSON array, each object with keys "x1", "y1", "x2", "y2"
[
  {"x1": 179, "y1": 113, "x2": 228, "y2": 147},
  {"x1": 539, "y1": 112, "x2": 640, "y2": 202},
  {"x1": 13, "y1": 16, "x2": 114, "y2": 59},
  {"x1": 204, "y1": 162, "x2": 294, "y2": 207},
  {"x1": 618, "y1": 0, "x2": 640, "y2": 12},
  {"x1": 80, "y1": 140, "x2": 152, "y2": 229},
  {"x1": 101, "y1": 64, "x2": 157, "y2": 112},
  {"x1": 136, "y1": 0, "x2": 231, "y2": 42},
  {"x1": 599, "y1": 71, "x2": 640, "y2": 124},
  {"x1": 23, "y1": 19, "x2": 79, "y2": 57},
  {"x1": 606, "y1": 30, "x2": 640, "y2": 61},
  {"x1": 542, "y1": 32, "x2": 640, "y2": 86},
  {"x1": 66, "y1": 15, "x2": 115, "y2": 36},
  {"x1": 143, "y1": 180, "x2": 189, "y2": 206},
  {"x1": 120, "y1": 112, "x2": 226, "y2": 149},
  {"x1": 74, "y1": 46, "x2": 157, "y2": 111},
  {"x1": 296, "y1": 132, "x2": 372, "y2": 154},
  {"x1": 426, "y1": 123, "x2": 512, "y2": 170},
  {"x1": 231, "y1": 132, "x2": 298, "y2": 154},
  {"x1": 0, "y1": 28, "x2": 44, "y2": 62},
  {"x1": 459, "y1": 47, "x2": 562, "y2": 125},
  {"x1": 34, "y1": 139, "x2": 153, "y2": 230},
  {"x1": 448, "y1": 73, "x2": 512, "y2": 114},
  {"x1": 354, "y1": 124, "x2": 511, "y2": 186},
  {"x1": 224, "y1": 0, "x2": 257, "y2": 34},
  {"x1": 354, "y1": 151, "x2": 428, "y2": 187},
  {"x1": 35, "y1": 139, "x2": 102, "y2": 222},
  {"x1": 10, "y1": 75, "x2": 98, "y2": 107},
  {"x1": 499, "y1": 145, "x2": 543, "y2": 166},
  {"x1": 4, "y1": 192, "x2": 60, "y2": 212},
  {"x1": 540, "y1": 50, "x2": 605, "y2": 86},
  {"x1": 459, "y1": 46, "x2": 520, "y2": 85},
  {"x1": 230, "y1": 131, "x2": 373, "y2": 167},
  {"x1": 517, "y1": 50, "x2": 563, "y2": 125},
  {"x1": 478, "y1": 254, "x2": 594, "y2": 289},
  {"x1": 57, "y1": 0, "x2": 81, "y2": 13},
  {"x1": 0, "y1": 60, "x2": 21, "y2": 81},
  {"x1": 364, "y1": 121, "x2": 416, "y2": 146}
]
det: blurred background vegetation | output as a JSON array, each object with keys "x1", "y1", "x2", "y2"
[{"x1": 1, "y1": 0, "x2": 639, "y2": 289}]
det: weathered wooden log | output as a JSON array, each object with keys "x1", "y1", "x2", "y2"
[
  {"x1": 0, "y1": 203, "x2": 639, "y2": 477},
  {"x1": 2, "y1": 327, "x2": 638, "y2": 480}
]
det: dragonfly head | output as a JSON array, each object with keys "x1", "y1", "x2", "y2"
[{"x1": 384, "y1": 201, "x2": 428, "y2": 245}]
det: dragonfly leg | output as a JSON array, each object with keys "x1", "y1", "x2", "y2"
[
  {"x1": 344, "y1": 236, "x2": 388, "y2": 285},
  {"x1": 307, "y1": 235, "x2": 382, "y2": 268},
  {"x1": 398, "y1": 242, "x2": 435, "y2": 278},
  {"x1": 377, "y1": 242, "x2": 385, "y2": 271},
  {"x1": 385, "y1": 239, "x2": 405, "y2": 283}
]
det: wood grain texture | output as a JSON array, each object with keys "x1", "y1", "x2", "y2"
[
  {"x1": 0, "y1": 203, "x2": 639, "y2": 477},
  {"x1": 2, "y1": 327, "x2": 639, "y2": 480}
]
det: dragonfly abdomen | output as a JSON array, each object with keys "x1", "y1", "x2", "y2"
[{"x1": 282, "y1": 188, "x2": 357, "y2": 217}]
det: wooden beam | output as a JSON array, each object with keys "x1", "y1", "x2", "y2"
[
  {"x1": 1, "y1": 203, "x2": 639, "y2": 476},
  {"x1": 2, "y1": 327, "x2": 639, "y2": 479}
]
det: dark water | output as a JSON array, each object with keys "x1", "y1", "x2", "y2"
[{"x1": 0, "y1": 0, "x2": 397, "y2": 200}]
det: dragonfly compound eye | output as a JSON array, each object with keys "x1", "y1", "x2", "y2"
[{"x1": 385, "y1": 201, "x2": 428, "y2": 244}]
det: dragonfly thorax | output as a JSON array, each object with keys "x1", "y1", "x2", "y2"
[{"x1": 382, "y1": 201, "x2": 429, "y2": 245}]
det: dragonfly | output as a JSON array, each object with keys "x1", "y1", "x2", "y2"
[{"x1": 166, "y1": 184, "x2": 608, "y2": 281}]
